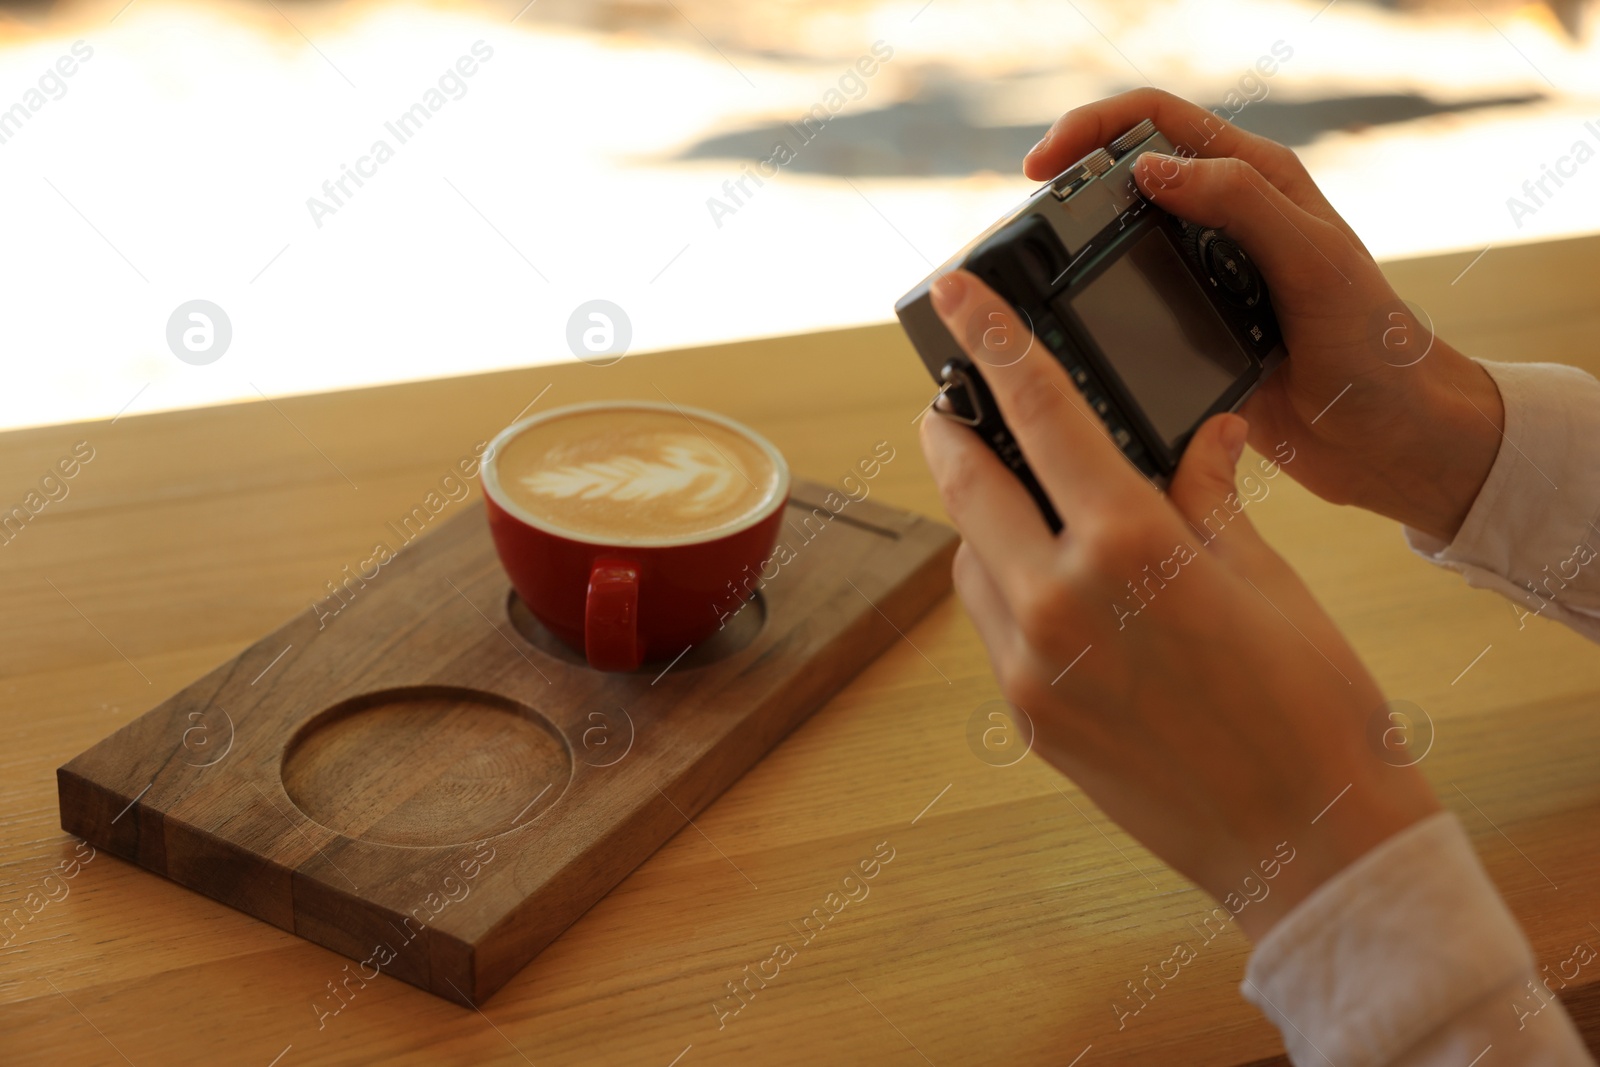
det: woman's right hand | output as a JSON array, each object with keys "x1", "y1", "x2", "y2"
[
  {"x1": 918, "y1": 267, "x2": 1443, "y2": 942},
  {"x1": 1024, "y1": 89, "x2": 1505, "y2": 544}
]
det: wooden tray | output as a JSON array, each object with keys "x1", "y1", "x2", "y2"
[{"x1": 56, "y1": 480, "x2": 957, "y2": 1006}]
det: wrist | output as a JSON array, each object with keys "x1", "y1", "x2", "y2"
[
  {"x1": 1202, "y1": 773, "x2": 1443, "y2": 943},
  {"x1": 1356, "y1": 345, "x2": 1504, "y2": 543}
]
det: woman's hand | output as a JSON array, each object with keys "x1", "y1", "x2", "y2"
[
  {"x1": 919, "y1": 268, "x2": 1441, "y2": 938},
  {"x1": 1024, "y1": 88, "x2": 1503, "y2": 543}
]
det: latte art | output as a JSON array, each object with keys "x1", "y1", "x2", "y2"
[
  {"x1": 493, "y1": 407, "x2": 783, "y2": 542},
  {"x1": 521, "y1": 437, "x2": 738, "y2": 515}
]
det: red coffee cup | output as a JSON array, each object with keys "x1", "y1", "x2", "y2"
[{"x1": 481, "y1": 401, "x2": 790, "y2": 671}]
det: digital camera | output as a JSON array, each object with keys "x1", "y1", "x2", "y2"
[{"x1": 895, "y1": 119, "x2": 1285, "y2": 532}]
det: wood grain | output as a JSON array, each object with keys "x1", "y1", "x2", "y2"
[
  {"x1": 2, "y1": 232, "x2": 1599, "y2": 1065},
  {"x1": 54, "y1": 482, "x2": 957, "y2": 1006}
]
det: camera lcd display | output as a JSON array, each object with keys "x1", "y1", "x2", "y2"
[{"x1": 1065, "y1": 229, "x2": 1251, "y2": 449}]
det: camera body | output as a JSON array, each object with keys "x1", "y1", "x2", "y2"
[{"x1": 895, "y1": 120, "x2": 1285, "y2": 532}]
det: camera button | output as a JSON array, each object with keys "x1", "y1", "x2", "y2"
[
  {"x1": 1099, "y1": 409, "x2": 1136, "y2": 450},
  {"x1": 1035, "y1": 314, "x2": 1069, "y2": 352},
  {"x1": 1204, "y1": 236, "x2": 1262, "y2": 307}
]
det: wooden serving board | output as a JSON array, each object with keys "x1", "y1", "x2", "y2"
[{"x1": 55, "y1": 480, "x2": 957, "y2": 1007}]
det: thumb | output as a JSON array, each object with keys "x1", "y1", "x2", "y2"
[
  {"x1": 1131, "y1": 152, "x2": 1349, "y2": 296},
  {"x1": 1167, "y1": 413, "x2": 1262, "y2": 550}
]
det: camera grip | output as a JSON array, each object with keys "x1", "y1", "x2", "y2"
[{"x1": 585, "y1": 558, "x2": 642, "y2": 672}]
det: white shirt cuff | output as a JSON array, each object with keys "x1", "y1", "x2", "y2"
[
  {"x1": 1403, "y1": 360, "x2": 1600, "y2": 633},
  {"x1": 1241, "y1": 812, "x2": 1534, "y2": 1067}
]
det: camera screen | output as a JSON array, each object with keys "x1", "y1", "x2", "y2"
[{"x1": 1065, "y1": 229, "x2": 1251, "y2": 449}]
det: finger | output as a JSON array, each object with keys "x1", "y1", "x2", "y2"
[
  {"x1": 920, "y1": 408, "x2": 1058, "y2": 610},
  {"x1": 1024, "y1": 89, "x2": 1286, "y2": 184},
  {"x1": 1022, "y1": 88, "x2": 1369, "y2": 256},
  {"x1": 952, "y1": 543, "x2": 1073, "y2": 723},
  {"x1": 1166, "y1": 412, "x2": 1268, "y2": 556},
  {"x1": 930, "y1": 269, "x2": 1156, "y2": 525},
  {"x1": 1167, "y1": 416, "x2": 1344, "y2": 651},
  {"x1": 951, "y1": 541, "x2": 1019, "y2": 667},
  {"x1": 1130, "y1": 153, "x2": 1356, "y2": 294}
]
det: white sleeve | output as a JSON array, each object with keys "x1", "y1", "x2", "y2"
[
  {"x1": 1404, "y1": 361, "x2": 1600, "y2": 642},
  {"x1": 1241, "y1": 812, "x2": 1594, "y2": 1067}
]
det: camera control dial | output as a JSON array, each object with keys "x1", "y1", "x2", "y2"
[
  {"x1": 1109, "y1": 119, "x2": 1157, "y2": 156},
  {"x1": 1187, "y1": 226, "x2": 1263, "y2": 308},
  {"x1": 1082, "y1": 148, "x2": 1115, "y2": 177}
]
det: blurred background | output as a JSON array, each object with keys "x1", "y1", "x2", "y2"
[{"x1": 1, "y1": 0, "x2": 1597, "y2": 431}]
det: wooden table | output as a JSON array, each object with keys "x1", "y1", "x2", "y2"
[{"x1": 4, "y1": 234, "x2": 1599, "y2": 1066}]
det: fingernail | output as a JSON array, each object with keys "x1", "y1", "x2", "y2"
[
  {"x1": 931, "y1": 272, "x2": 967, "y2": 316},
  {"x1": 1138, "y1": 151, "x2": 1189, "y2": 189},
  {"x1": 1222, "y1": 415, "x2": 1248, "y2": 466},
  {"x1": 1027, "y1": 131, "x2": 1053, "y2": 157}
]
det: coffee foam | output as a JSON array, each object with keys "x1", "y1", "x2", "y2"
[{"x1": 493, "y1": 407, "x2": 782, "y2": 542}]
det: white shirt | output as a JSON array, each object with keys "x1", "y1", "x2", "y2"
[{"x1": 1242, "y1": 360, "x2": 1600, "y2": 1066}]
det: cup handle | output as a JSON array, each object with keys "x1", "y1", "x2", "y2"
[{"x1": 585, "y1": 558, "x2": 642, "y2": 671}]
